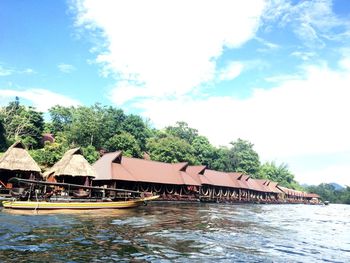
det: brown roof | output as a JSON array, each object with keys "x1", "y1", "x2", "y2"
[
  {"x1": 253, "y1": 179, "x2": 281, "y2": 193},
  {"x1": 44, "y1": 148, "x2": 96, "y2": 178},
  {"x1": 247, "y1": 178, "x2": 268, "y2": 192},
  {"x1": 201, "y1": 169, "x2": 240, "y2": 188},
  {"x1": 92, "y1": 151, "x2": 137, "y2": 182},
  {"x1": 228, "y1": 172, "x2": 248, "y2": 189},
  {"x1": 183, "y1": 165, "x2": 213, "y2": 185},
  {"x1": 265, "y1": 181, "x2": 283, "y2": 194},
  {"x1": 305, "y1": 193, "x2": 320, "y2": 198},
  {"x1": 180, "y1": 171, "x2": 201, "y2": 186},
  {"x1": 0, "y1": 141, "x2": 41, "y2": 172},
  {"x1": 234, "y1": 174, "x2": 253, "y2": 190},
  {"x1": 277, "y1": 186, "x2": 304, "y2": 196},
  {"x1": 93, "y1": 152, "x2": 200, "y2": 186}
]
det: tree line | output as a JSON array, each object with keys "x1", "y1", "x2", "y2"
[
  {"x1": 0, "y1": 98, "x2": 302, "y2": 190},
  {"x1": 305, "y1": 184, "x2": 350, "y2": 204}
]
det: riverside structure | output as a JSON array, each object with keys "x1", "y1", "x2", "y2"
[
  {"x1": 0, "y1": 143, "x2": 320, "y2": 205},
  {"x1": 92, "y1": 151, "x2": 320, "y2": 204},
  {"x1": 1, "y1": 143, "x2": 159, "y2": 210}
]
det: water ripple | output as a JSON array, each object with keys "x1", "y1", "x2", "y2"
[{"x1": 1, "y1": 203, "x2": 350, "y2": 262}]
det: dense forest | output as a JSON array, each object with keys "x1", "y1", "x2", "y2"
[{"x1": 1, "y1": 97, "x2": 346, "y2": 200}]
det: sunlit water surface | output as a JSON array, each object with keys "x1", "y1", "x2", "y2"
[{"x1": 0, "y1": 203, "x2": 349, "y2": 262}]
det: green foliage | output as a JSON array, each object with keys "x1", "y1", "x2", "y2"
[
  {"x1": 46, "y1": 104, "x2": 150, "y2": 153},
  {"x1": 258, "y1": 161, "x2": 302, "y2": 190},
  {"x1": 165, "y1": 121, "x2": 198, "y2": 144},
  {"x1": 209, "y1": 147, "x2": 234, "y2": 172},
  {"x1": 0, "y1": 116, "x2": 7, "y2": 151},
  {"x1": 230, "y1": 138, "x2": 260, "y2": 176},
  {"x1": 67, "y1": 105, "x2": 103, "y2": 148},
  {"x1": 48, "y1": 105, "x2": 73, "y2": 134},
  {"x1": 306, "y1": 184, "x2": 350, "y2": 204},
  {"x1": 30, "y1": 135, "x2": 69, "y2": 168},
  {"x1": 191, "y1": 136, "x2": 215, "y2": 167},
  {"x1": 147, "y1": 135, "x2": 197, "y2": 164},
  {"x1": 104, "y1": 132, "x2": 142, "y2": 158},
  {"x1": 122, "y1": 114, "x2": 150, "y2": 151},
  {"x1": 81, "y1": 145, "x2": 100, "y2": 164},
  {"x1": 0, "y1": 98, "x2": 44, "y2": 149}
]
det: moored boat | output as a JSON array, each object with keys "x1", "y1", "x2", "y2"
[
  {"x1": 2, "y1": 195, "x2": 159, "y2": 210},
  {"x1": 3, "y1": 177, "x2": 159, "y2": 210}
]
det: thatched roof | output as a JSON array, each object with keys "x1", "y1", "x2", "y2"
[
  {"x1": 44, "y1": 148, "x2": 96, "y2": 178},
  {"x1": 0, "y1": 141, "x2": 41, "y2": 172}
]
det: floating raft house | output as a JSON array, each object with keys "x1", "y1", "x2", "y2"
[{"x1": 93, "y1": 151, "x2": 320, "y2": 204}]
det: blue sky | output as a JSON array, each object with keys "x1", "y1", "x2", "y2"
[{"x1": 1, "y1": 0, "x2": 350, "y2": 185}]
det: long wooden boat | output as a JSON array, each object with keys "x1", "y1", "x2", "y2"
[
  {"x1": 2, "y1": 195, "x2": 159, "y2": 210},
  {"x1": 3, "y1": 178, "x2": 159, "y2": 210}
]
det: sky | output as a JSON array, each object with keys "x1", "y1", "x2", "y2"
[{"x1": 1, "y1": 0, "x2": 350, "y2": 186}]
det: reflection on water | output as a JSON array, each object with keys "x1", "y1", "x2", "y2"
[{"x1": 1, "y1": 203, "x2": 350, "y2": 262}]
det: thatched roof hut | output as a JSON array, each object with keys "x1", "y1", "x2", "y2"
[
  {"x1": 0, "y1": 141, "x2": 41, "y2": 186},
  {"x1": 44, "y1": 148, "x2": 96, "y2": 182},
  {"x1": 0, "y1": 141, "x2": 41, "y2": 173}
]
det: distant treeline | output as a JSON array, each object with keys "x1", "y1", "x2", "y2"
[
  {"x1": 1, "y1": 97, "x2": 301, "y2": 190},
  {"x1": 305, "y1": 184, "x2": 350, "y2": 204}
]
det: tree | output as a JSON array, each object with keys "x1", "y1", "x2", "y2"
[
  {"x1": 99, "y1": 106, "x2": 126, "y2": 145},
  {"x1": 230, "y1": 138, "x2": 260, "y2": 176},
  {"x1": 258, "y1": 161, "x2": 301, "y2": 189},
  {"x1": 191, "y1": 136, "x2": 215, "y2": 167},
  {"x1": 48, "y1": 104, "x2": 129, "y2": 151},
  {"x1": 81, "y1": 145, "x2": 100, "y2": 164},
  {"x1": 48, "y1": 105, "x2": 73, "y2": 134},
  {"x1": 122, "y1": 114, "x2": 150, "y2": 151},
  {"x1": 104, "y1": 132, "x2": 142, "y2": 158},
  {"x1": 306, "y1": 184, "x2": 350, "y2": 204},
  {"x1": 165, "y1": 121, "x2": 198, "y2": 144},
  {"x1": 30, "y1": 133, "x2": 69, "y2": 168},
  {"x1": 0, "y1": 99, "x2": 44, "y2": 149},
  {"x1": 147, "y1": 135, "x2": 197, "y2": 164},
  {"x1": 0, "y1": 116, "x2": 7, "y2": 151},
  {"x1": 210, "y1": 146, "x2": 235, "y2": 172}
]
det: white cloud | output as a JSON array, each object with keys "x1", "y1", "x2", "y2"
[
  {"x1": 58, "y1": 63, "x2": 76, "y2": 73},
  {"x1": 71, "y1": 0, "x2": 350, "y2": 185},
  {"x1": 22, "y1": 68, "x2": 36, "y2": 74},
  {"x1": 0, "y1": 64, "x2": 36, "y2": 76},
  {"x1": 265, "y1": 74, "x2": 301, "y2": 83},
  {"x1": 135, "y1": 59, "x2": 350, "y2": 185},
  {"x1": 0, "y1": 65, "x2": 14, "y2": 76},
  {"x1": 0, "y1": 89, "x2": 80, "y2": 112},
  {"x1": 109, "y1": 81, "x2": 149, "y2": 105},
  {"x1": 73, "y1": 0, "x2": 266, "y2": 104},
  {"x1": 218, "y1": 61, "x2": 244, "y2": 81},
  {"x1": 291, "y1": 51, "x2": 316, "y2": 61},
  {"x1": 255, "y1": 36, "x2": 279, "y2": 50},
  {"x1": 264, "y1": 0, "x2": 350, "y2": 47}
]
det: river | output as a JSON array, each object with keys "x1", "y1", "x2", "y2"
[{"x1": 0, "y1": 203, "x2": 349, "y2": 262}]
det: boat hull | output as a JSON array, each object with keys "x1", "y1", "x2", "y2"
[{"x1": 2, "y1": 196, "x2": 159, "y2": 210}]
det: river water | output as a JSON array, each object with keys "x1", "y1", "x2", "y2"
[{"x1": 0, "y1": 202, "x2": 349, "y2": 262}]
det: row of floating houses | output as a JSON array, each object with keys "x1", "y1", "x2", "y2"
[{"x1": 0, "y1": 142, "x2": 320, "y2": 204}]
